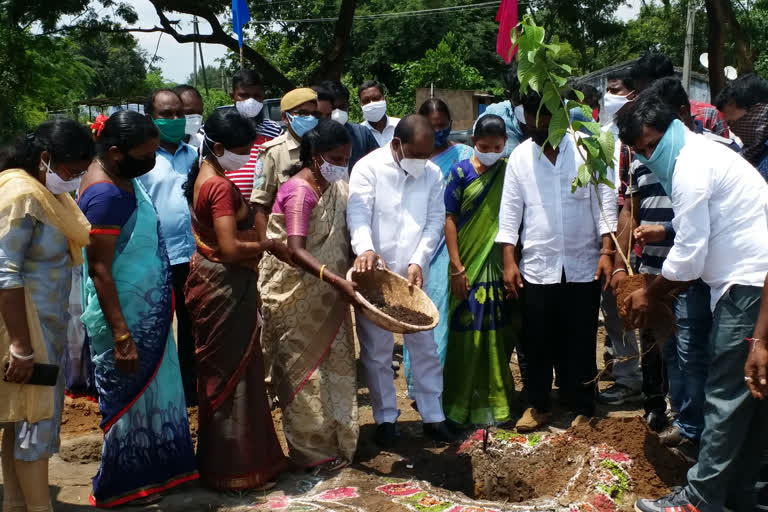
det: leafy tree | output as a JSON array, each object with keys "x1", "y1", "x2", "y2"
[{"x1": 73, "y1": 32, "x2": 148, "y2": 98}]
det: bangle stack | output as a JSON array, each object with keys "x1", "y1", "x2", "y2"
[{"x1": 9, "y1": 346, "x2": 34, "y2": 361}]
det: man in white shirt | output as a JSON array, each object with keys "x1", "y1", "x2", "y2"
[
  {"x1": 358, "y1": 80, "x2": 400, "y2": 147},
  {"x1": 620, "y1": 93, "x2": 768, "y2": 512},
  {"x1": 496, "y1": 89, "x2": 617, "y2": 433},
  {"x1": 348, "y1": 114, "x2": 454, "y2": 447}
]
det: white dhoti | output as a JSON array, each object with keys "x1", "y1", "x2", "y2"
[{"x1": 356, "y1": 314, "x2": 445, "y2": 424}]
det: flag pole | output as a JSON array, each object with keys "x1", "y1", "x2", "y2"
[{"x1": 240, "y1": 46, "x2": 244, "y2": 70}]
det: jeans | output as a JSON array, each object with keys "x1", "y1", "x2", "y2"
[
  {"x1": 521, "y1": 277, "x2": 601, "y2": 416},
  {"x1": 685, "y1": 285, "x2": 768, "y2": 512},
  {"x1": 638, "y1": 328, "x2": 668, "y2": 414},
  {"x1": 665, "y1": 280, "x2": 712, "y2": 441},
  {"x1": 601, "y1": 287, "x2": 641, "y2": 390}
]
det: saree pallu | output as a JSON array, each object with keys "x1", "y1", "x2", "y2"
[
  {"x1": 185, "y1": 251, "x2": 286, "y2": 489},
  {"x1": 258, "y1": 181, "x2": 358, "y2": 467},
  {"x1": 442, "y1": 161, "x2": 520, "y2": 426},
  {"x1": 405, "y1": 144, "x2": 473, "y2": 396},
  {"x1": 81, "y1": 181, "x2": 197, "y2": 507}
]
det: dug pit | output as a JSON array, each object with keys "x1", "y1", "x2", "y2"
[{"x1": 460, "y1": 416, "x2": 691, "y2": 511}]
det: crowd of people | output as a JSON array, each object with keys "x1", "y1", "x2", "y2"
[{"x1": 1, "y1": 49, "x2": 768, "y2": 512}]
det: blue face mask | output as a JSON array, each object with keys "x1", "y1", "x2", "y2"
[
  {"x1": 286, "y1": 112, "x2": 319, "y2": 137},
  {"x1": 636, "y1": 119, "x2": 687, "y2": 196},
  {"x1": 434, "y1": 125, "x2": 452, "y2": 147}
]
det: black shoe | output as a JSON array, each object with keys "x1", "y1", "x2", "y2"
[
  {"x1": 374, "y1": 422, "x2": 401, "y2": 448},
  {"x1": 645, "y1": 410, "x2": 669, "y2": 433},
  {"x1": 423, "y1": 421, "x2": 458, "y2": 443},
  {"x1": 658, "y1": 424, "x2": 683, "y2": 446}
]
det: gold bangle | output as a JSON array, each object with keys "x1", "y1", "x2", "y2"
[
  {"x1": 114, "y1": 332, "x2": 131, "y2": 343},
  {"x1": 450, "y1": 266, "x2": 466, "y2": 277},
  {"x1": 319, "y1": 264, "x2": 327, "y2": 282}
]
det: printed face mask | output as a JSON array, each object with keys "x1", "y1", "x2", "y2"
[
  {"x1": 185, "y1": 114, "x2": 203, "y2": 135},
  {"x1": 43, "y1": 159, "x2": 80, "y2": 194},
  {"x1": 331, "y1": 109, "x2": 349, "y2": 125},
  {"x1": 433, "y1": 125, "x2": 452, "y2": 147},
  {"x1": 286, "y1": 112, "x2": 319, "y2": 137},
  {"x1": 362, "y1": 100, "x2": 387, "y2": 123},
  {"x1": 236, "y1": 98, "x2": 264, "y2": 118},
  {"x1": 318, "y1": 157, "x2": 348, "y2": 183}
]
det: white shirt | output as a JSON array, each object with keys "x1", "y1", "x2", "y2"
[
  {"x1": 361, "y1": 116, "x2": 401, "y2": 147},
  {"x1": 347, "y1": 144, "x2": 445, "y2": 275},
  {"x1": 661, "y1": 131, "x2": 768, "y2": 310},
  {"x1": 495, "y1": 136, "x2": 618, "y2": 284}
]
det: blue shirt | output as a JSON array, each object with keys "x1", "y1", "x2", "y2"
[
  {"x1": 475, "y1": 100, "x2": 525, "y2": 158},
  {"x1": 138, "y1": 143, "x2": 197, "y2": 265},
  {"x1": 755, "y1": 142, "x2": 768, "y2": 182}
]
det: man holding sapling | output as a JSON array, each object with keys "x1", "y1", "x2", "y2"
[
  {"x1": 619, "y1": 91, "x2": 768, "y2": 512},
  {"x1": 496, "y1": 88, "x2": 618, "y2": 432},
  {"x1": 347, "y1": 114, "x2": 455, "y2": 448}
]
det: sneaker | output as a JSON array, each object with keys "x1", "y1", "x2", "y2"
[
  {"x1": 374, "y1": 422, "x2": 401, "y2": 448},
  {"x1": 634, "y1": 487, "x2": 702, "y2": 512},
  {"x1": 598, "y1": 384, "x2": 643, "y2": 405},
  {"x1": 515, "y1": 407, "x2": 552, "y2": 433}
]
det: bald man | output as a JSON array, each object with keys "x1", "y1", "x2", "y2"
[{"x1": 347, "y1": 114, "x2": 455, "y2": 448}]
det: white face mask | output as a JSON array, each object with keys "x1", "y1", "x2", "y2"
[
  {"x1": 318, "y1": 157, "x2": 348, "y2": 183},
  {"x1": 395, "y1": 142, "x2": 426, "y2": 178},
  {"x1": 185, "y1": 114, "x2": 203, "y2": 135},
  {"x1": 331, "y1": 109, "x2": 349, "y2": 125},
  {"x1": 43, "y1": 159, "x2": 80, "y2": 195},
  {"x1": 235, "y1": 98, "x2": 264, "y2": 118},
  {"x1": 362, "y1": 100, "x2": 387, "y2": 123},
  {"x1": 602, "y1": 93, "x2": 631, "y2": 124},
  {"x1": 514, "y1": 104, "x2": 526, "y2": 125},
  {"x1": 217, "y1": 149, "x2": 251, "y2": 171},
  {"x1": 474, "y1": 149, "x2": 503, "y2": 167}
]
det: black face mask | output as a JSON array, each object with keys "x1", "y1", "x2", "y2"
[
  {"x1": 117, "y1": 154, "x2": 156, "y2": 179},
  {"x1": 521, "y1": 123, "x2": 549, "y2": 147}
]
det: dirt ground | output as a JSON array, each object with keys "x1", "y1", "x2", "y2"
[{"x1": 0, "y1": 327, "x2": 690, "y2": 511}]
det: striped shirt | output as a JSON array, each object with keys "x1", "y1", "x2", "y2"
[
  {"x1": 627, "y1": 161, "x2": 674, "y2": 275},
  {"x1": 224, "y1": 118, "x2": 283, "y2": 198}
]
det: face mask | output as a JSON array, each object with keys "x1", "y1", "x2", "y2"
[
  {"x1": 318, "y1": 157, "x2": 348, "y2": 183},
  {"x1": 475, "y1": 149, "x2": 503, "y2": 167},
  {"x1": 153, "y1": 118, "x2": 186, "y2": 144},
  {"x1": 236, "y1": 98, "x2": 264, "y2": 118},
  {"x1": 433, "y1": 126, "x2": 452, "y2": 147},
  {"x1": 286, "y1": 112, "x2": 319, "y2": 137},
  {"x1": 635, "y1": 119, "x2": 687, "y2": 196},
  {"x1": 331, "y1": 109, "x2": 349, "y2": 125},
  {"x1": 117, "y1": 153, "x2": 156, "y2": 179},
  {"x1": 217, "y1": 149, "x2": 251, "y2": 171},
  {"x1": 42, "y1": 159, "x2": 80, "y2": 194},
  {"x1": 514, "y1": 104, "x2": 526, "y2": 125},
  {"x1": 185, "y1": 114, "x2": 203, "y2": 135},
  {"x1": 602, "y1": 93, "x2": 631, "y2": 124},
  {"x1": 395, "y1": 140, "x2": 427, "y2": 178},
  {"x1": 362, "y1": 100, "x2": 387, "y2": 123}
]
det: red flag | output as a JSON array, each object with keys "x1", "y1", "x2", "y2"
[{"x1": 496, "y1": 0, "x2": 518, "y2": 63}]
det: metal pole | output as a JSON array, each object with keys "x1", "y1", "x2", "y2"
[
  {"x1": 192, "y1": 17, "x2": 198, "y2": 87},
  {"x1": 240, "y1": 46, "x2": 244, "y2": 70},
  {"x1": 682, "y1": 0, "x2": 696, "y2": 92}
]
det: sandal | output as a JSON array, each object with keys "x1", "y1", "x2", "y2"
[{"x1": 319, "y1": 458, "x2": 350, "y2": 473}]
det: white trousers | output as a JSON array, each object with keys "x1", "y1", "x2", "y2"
[{"x1": 356, "y1": 314, "x2": 445, "y2": 424}]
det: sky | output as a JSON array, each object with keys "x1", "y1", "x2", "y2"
[{"x1": 125, "y1": 0, "x2": 643, "y2": 84}]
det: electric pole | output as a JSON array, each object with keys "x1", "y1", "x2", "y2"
[{"x1": 682, "y1": 0, "x2": 697, "y2": 92}]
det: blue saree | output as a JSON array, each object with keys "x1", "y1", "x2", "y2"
[
  {"x1": 80, "y1": 181, "x2": 197, "y2": 507},
  {"x1": 404, "y1": 143, "x2": 473, "y2": 396}
]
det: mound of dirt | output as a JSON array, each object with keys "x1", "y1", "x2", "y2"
[{"x1": 464, "y1": 416, "x2": 691, "y2": 511}]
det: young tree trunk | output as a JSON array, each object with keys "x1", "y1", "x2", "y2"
[
  {"x1": 309, "y1": 0, "x2": 357, "y2": 82},
  {"x1": 716, "y1": 0, "x2": 753, "y2": 73}
]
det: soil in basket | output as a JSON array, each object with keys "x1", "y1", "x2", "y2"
[{"x1": 365, "y1": 292, "x2": 433, "y2": 326}]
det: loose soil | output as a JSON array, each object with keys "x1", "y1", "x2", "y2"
[
  {"x1": 616, "y1": 274, "x2": 676, "y2": 333},
  {"x1": 365, "y1": 292, "x2": 434, "y2": 326}
]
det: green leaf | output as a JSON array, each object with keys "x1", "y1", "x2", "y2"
[
  {"x1": 599, "y1": 176, "x2": 616, "y2": 189},
  {"x1": 578, "y1": 163, "x2": 591, "y2": 187},
  {"x1": 557, "y1": 62, "x2": 573, "y2": 74},
  {"x1": 529, "y1": 24, "x2": 545, "y2": 45},
  {"x1": 598, "y1": 130, "x2": 616, "y2": 166},
  {"x1": 572, "y1": 89, "x2": 585, "y2": 101},
  {"x1": 580, "y1": 137, "x2": 601, "y2": 157}
]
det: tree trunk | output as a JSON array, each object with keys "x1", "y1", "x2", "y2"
[
  {"x1": 704, "y1": 0, "x2": 726, "y2": 100},
  {"x1": 715, "y1": 0, "x2": 753, "y2": 73},
  {"x1": 309, "y1": 0, "x2": 357, "y2": 82}
]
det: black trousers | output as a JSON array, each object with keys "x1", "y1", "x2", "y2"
[
  {"x1": 639, "y1": 328, "x2": 667, "y2": 414},
  {"x1": 521, "y1": 276, "x2": 601, "y2": 416},
  {"x1": 171, "y1": 262, "x2": 197, "y2": 406}
]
